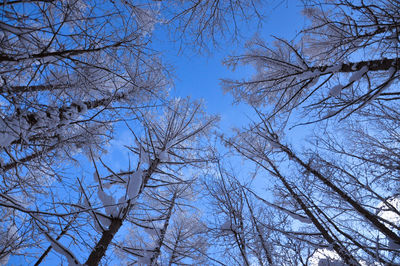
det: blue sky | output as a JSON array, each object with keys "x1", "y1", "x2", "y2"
[
  {"x1": 100, "y1": 2, "x2": 307, "y2": 176},
  {"x1": 149, "y1": 2, "x2": 309, "y2": 204},
  {"x1": 162, "y1": 2, "x2": 306, "y2": 132},
  {"x1": 98, "y1": 1, "x2": 309, "y2": 203}
]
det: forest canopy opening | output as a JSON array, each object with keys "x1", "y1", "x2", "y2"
[{"x1": 0, "y1": 0, "x2": 399, "y2": 265}]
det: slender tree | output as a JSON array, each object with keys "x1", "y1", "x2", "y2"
[{"x1": 223, "y1": 0, "x2": 399, "y2": 124}]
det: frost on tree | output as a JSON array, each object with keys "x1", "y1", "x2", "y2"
[
  {"x1": 0, "y1": 0, "x2": 168, "y2": 189},
  {"x1": 0, "y1": 98, "x2": 216, "y2": 265},
  {"x1": 0, "y1": 0, "x2": 267, "y2": 265},
  {"x1": 81, "y1": 99, "x2": 216, "y2": 265},
  {"x1": 220, "y1": 0, "x2": 400, "y2": 265},
  {"x1": 0, "y1": 0, "x2": 167, "y2": 262},
  {"x1": 223, "y1": 0, "x2": 399, "y2": 124}
]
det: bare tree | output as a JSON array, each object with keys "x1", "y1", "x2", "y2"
[
  {"x1": 223, "y1": 0, "x2": 399, "y2": 125},
  {"x1": 203, "y1": 160, "x2": 276, "y2": 266},
  {"x1": 0, "y1": 2, "x2": 168, "y2": 262},
  {"x1": 223, "y1": 112, "x2": 400, "y2": 264},
  {"x1": 161, "y1": 0, "x2": 265, "y2": 52},
  {"x1": 116, "y1": 182, "x2": 209, "y2": 265},
  {"x1": 1, "y1": 98, "x2": 216, "y2": 265},
  {"x1": 204, "y1": 157, "x2": 326, "y2": 266},
  {"x1": 218, "y1": 1, "x2": 400, "y2": 264}
]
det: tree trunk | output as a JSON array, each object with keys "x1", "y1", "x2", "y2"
[
  {"x1": 281, "y1": 144, "x2": 400, "y2": 246},
  {"x1": 84, "y1": 158, "x2": 160, "y2": 265},
  {"x1": 85, "y1": 218, "x2": 123, "y2": 266}
]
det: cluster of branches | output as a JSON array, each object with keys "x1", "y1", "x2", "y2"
[
  {"x1": 2, "y1": 0, "x2": 399, "y2": 265},
  {"x1": 209, "y1": 0, "x2": 400, "y2": 265},
  {"x1": 0, "y1": 0, "x2": 263, "y2": 265},
  {"x1": 223, "y1": 0, "x2": 400, "y2": 124}
]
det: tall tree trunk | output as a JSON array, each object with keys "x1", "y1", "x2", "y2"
[
  {"x1": 84, "y1": 158, "x2": 160, "y2": 265},
  {"x1": 280, "y1": 143, "x2": 400, "y2": 245},
  {"x1": 85, "y1": 218, "x2": 123, "y2": 266},
  {"x1": 259, "y1": 156, "x2": 360, "y2": 266},
  {"x1": 150, "y1": 191, "x2": 177, "y2": 265}
]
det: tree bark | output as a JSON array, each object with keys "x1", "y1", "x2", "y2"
[
  {"x1": 84, "y1": 158, "x2": 160, "y2": 265},
  {"x1": 149, "y1": 192, "x2": 177, "y2": 265},
  {"x1": 267, "y1": 160, "x2": 360, "y2": 266},
  {"x1": 85, "y1": 218, "x2": 123, "y2": 266},
  {"x1": 311, "y1": 57, "x2": 399, "y2": 74},
  {"x1": 280, "y1": 143, "x2": 400, "y2": 246}
]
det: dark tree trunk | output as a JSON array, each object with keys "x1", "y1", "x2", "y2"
[{"x1": 85, "y1": 218, "x2": 123, "y2": 266}]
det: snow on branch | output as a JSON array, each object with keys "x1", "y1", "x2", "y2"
[
  {"x1": 97, "y1": 190, "x2": 119, "y2": 218},
  {"x1": 44, "y1": 233, "x2": 82, "y2": 266},
  {"x1": 127, "y1": 169, "x2": 143, "y2": 200}
]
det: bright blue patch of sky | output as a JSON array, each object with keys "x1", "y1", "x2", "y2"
[
  {"x1": 111, "y1": 2, "x2": 309, "y2": 202},
  {"x1": 159, "y1": 2, "x2": 306, "y2": 132},
  {"x1": 145, "y1": 1, "x2": 310, "y2": 207},
  {"x1": 103, "y1": 1, "x2": 308, "y2": 187}
]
